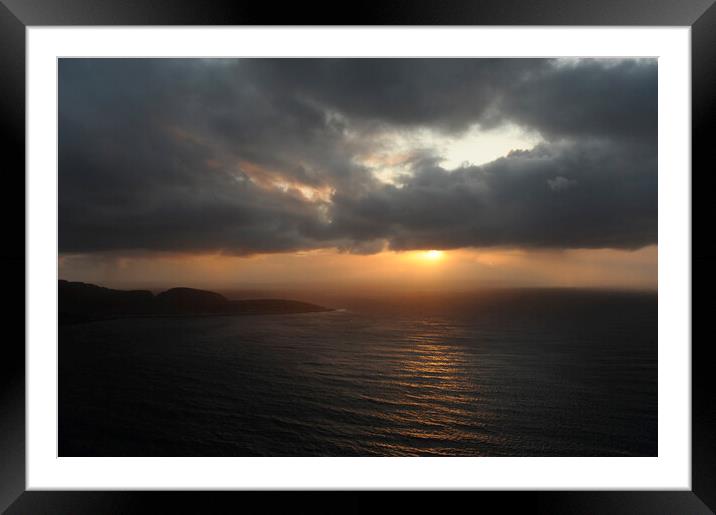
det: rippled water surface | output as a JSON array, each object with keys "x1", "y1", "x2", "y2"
[{"x1": 59, "y1": 290, "x2": 657, "y2": 456}]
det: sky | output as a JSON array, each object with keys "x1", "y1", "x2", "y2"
[{"x1": 58, "y1": 58, "x2": 657, "y2": 293}]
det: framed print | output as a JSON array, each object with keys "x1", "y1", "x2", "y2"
[{"x1": 1, "y1": 0, "x2": 713, "y2": 513}]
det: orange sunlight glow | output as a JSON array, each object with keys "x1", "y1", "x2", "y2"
[
  {"x1": 58, "y1": 245, "x2": 658, "y2": 292},
  {"x1": 422, "y1": 250, "x2": 444, "y2": 262}
]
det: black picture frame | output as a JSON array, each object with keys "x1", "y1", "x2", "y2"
[{"x1": 1, "y1": 1, "x2": 712, "y2": 513}]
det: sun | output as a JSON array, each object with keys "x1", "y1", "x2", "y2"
[{"x1": 422, "y1": 250, "x2": 444, "y2": 262}]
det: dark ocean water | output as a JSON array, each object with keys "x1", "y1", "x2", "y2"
[{"x1": 59, "y1": 289, "x2": 657, "y2": 456}]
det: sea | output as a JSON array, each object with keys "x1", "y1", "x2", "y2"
[{"x1": 59, "y1": 289, "x2": 657, "y2": 457}]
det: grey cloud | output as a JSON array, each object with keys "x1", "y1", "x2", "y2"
[
  {"x1": 495, "y1": 60, "x2": 658, "y2": 145},
  {"x1": 547, "y1": 176, "x2": 578, "y2": 191},
  {"x1": 329, "y1": 140, "x2": 656, "y2": 251},
  {"x1": 58, "y1": 58, "x2": 657, "y2": 255}
]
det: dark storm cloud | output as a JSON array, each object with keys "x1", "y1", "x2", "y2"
[
  {"x1": 502, "y1": 59, "x2": 657, "y2": 144},
  {"x1": 328, "y1": 139, "x2": 657, "y2": 251},
  {"x1": 59, "y1": 58, "x2": 657, "y2": 255}
]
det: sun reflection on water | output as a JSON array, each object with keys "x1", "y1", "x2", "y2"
[{"x1": 372, "y1": 319, "x2": 503, "y2": 455}]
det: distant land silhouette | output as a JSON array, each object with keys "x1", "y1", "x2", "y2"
[{"x1": 58, "y1": 280, "x2": 332, "y2": 324}]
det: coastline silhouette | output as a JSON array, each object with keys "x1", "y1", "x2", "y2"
[{"x1": 59, "y1": 280, "x2": 331, "y2": 324}]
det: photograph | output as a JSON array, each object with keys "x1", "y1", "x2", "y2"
[{"x1": 57, "y1": 57, "x2": 658, "y2": 458}]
